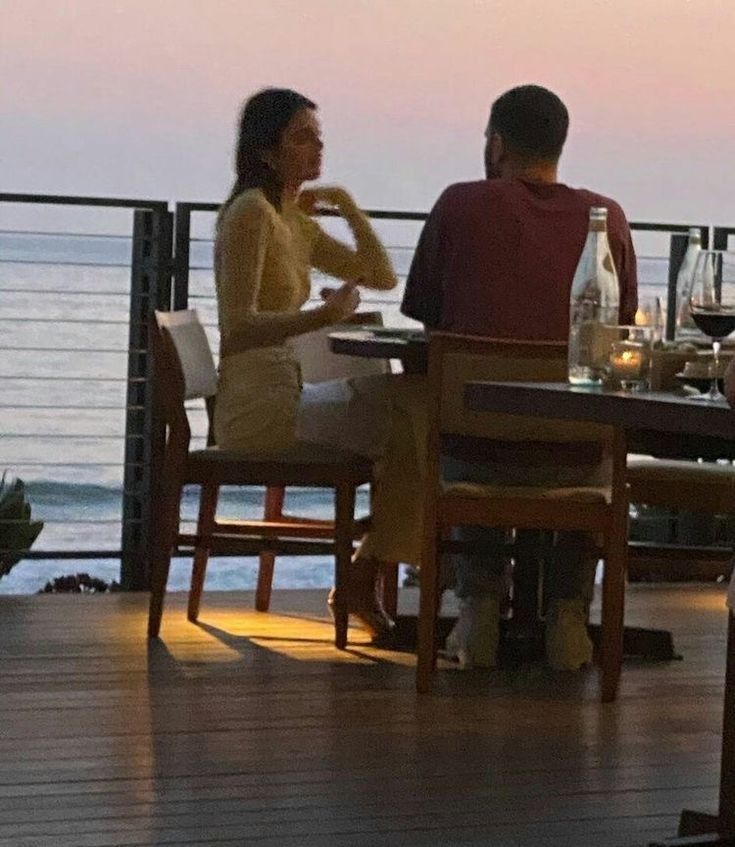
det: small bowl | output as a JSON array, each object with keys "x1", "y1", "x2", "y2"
[{"x1": 675, "y1": 372, "x2": 724, "y2": 393}]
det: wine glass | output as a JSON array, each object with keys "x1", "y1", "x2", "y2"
[{"x1": 688, "y1": 250, "x2": 735, "y2": 402}]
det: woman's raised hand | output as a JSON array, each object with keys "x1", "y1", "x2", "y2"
[
  {"x1": 298, "y1": 185, "x2": 355, "y2": 215},
  {"x1": 320, "y1": 280, "x2": 360, "y2": 323}
]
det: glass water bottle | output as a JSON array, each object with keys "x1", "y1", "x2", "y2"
[{"x1": 568, "y1": 207, "x2": 620, "y2": 385}]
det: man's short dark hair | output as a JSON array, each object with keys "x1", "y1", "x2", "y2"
[{"x1": 489, "y1": 85, "x2": 569, "y2": 162}]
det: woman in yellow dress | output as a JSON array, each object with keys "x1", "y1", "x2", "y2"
[{"x1": 214, "y1": 88, "x2": 401, "y2": 637}]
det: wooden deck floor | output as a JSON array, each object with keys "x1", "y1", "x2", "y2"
[{"x1": 0, "y1": 584, "x2": 729, "y2": 847}]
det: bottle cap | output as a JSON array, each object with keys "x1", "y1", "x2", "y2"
[
  {"x1": 589, "y1": 207, "x2": 608, "y2": 220},
  {"x1": 688, "y1": 227, "x2": 701, "y2": 239}
]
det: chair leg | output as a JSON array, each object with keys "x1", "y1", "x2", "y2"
[
  {"x1": 188, "y1": 482, "x2": 219, "y2": 623},
  {"x1": 417, "y1": 528, "x2": 441, "y2": 694},
  {"x1": 256, "y1": 486, "x2": 285, "y2": 612},
  {"x1": 599, "y1": 503, "x2": 628, "y2": 703},
  {"x1": 381, "y1": 562, "x2": 400, "y2": 619},
  {"x1": 148, "y1": 472, "x2": 183, "y2": 638},
  {"x1": 333, "y1": 483, "x2": 356, "y2": 649}
]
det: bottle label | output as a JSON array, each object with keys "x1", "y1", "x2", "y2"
[
  {"x1": 580, "y1": 321, "x2": 618, "y2": 368},
  {"x1": 568, "y1": 301, "x2": 618, "y2": 383}
]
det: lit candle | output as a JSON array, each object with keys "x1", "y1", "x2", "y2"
[{"x1": 610, "y1": 340, "x2": 645, "y2": 386}]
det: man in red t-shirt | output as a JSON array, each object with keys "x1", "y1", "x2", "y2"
[{"x1": 401, "y1": 84, "x2": 638, "y2": 671}]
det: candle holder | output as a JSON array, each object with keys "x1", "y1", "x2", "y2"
[{"x1": 608, "y1": 326, "x2": 652, "y2": 392}]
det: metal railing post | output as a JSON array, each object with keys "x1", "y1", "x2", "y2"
[
  {"x1": 121, "y1": 207, "x2": 173, "y2": 590},
  {"x1": 173, "y1": 203, "x2": 192, "y2": 310},
  {"x1": 714, "y1": 227, "x2": 733, "y2": 251}
]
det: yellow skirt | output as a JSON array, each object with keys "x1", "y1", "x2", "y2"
[
  {"x1": 214, "y1": 346, "x2": 301, "y2": 453},
  {"x1": 215, "y1": 347, "x2": 428, "y2": 567}
]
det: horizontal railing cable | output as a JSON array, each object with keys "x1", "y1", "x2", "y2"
[
  {"x1": 0, "y1": 287, "x2": 132, "y2": 296},
  {"x1": 0, "y1": 228, "x2": 131, "y2": 239},
  {"x1": 0, "y1": 404, "x2": 144, "y2": 410},
  {"x1": 8, "y1": 461, "x2": 143, "y2": 467},
  {"x1": 2, "y1": 433, "x2": 134, "y2": 439},
  {"x1": 0, "y1": 346, "x2": 135, "y2": 353},
  {"x1": 0, "y1": 317, "x2": 134, "y2": 325},
  {"x1": 0, "y1": 376, "x2": 145, "y2": 382},
  {"x1": 0, "y1": 258, "x2": 132, "y2": 268}
]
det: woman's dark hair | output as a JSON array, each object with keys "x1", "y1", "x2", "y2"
[
  {"x1": 489, "y1": 84, "x2": 569, "y2": 162},
  {"x1": 221, "y1": 87, "x2": 316, "y2": 216}
]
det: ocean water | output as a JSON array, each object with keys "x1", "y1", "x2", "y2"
[{"x1": 0, "y1": 220, "x2": 670, "y2": 594}]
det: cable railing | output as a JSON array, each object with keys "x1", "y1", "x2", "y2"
[
  {"x1": 2, "y1": 191, "x2": 734, "y2": 593},
  {"x1": 0, "y1": 194, "x2": 171, "y2": 590}
]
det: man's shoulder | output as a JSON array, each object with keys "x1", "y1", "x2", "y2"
[
  {"x1": 570, "y1": 186, "x2": 629, "y2": 223},
  {"x1": 433, "y1": 179, "x2": 515, "y2": 215},
  {"x1": 437, "y1": 178, "x2": 593, "y2": 206},
  {"x1": 439, "y1": 179, "x2": 514, "y2": 200}
]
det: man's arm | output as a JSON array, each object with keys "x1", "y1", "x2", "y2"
[
  {"x1": 400, "y1": 194, "x2": 448, "y2": 329},
  {"x1": 612, "y1": 205, "x2": 638, "y2": 323}
]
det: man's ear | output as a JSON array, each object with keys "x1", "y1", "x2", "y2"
[
  {"x1": 488, "y1": 132, "x2": 504, "y2": 165},
  {"x1": 484, "y1": 131, "x2": 504, "y2": 178}
]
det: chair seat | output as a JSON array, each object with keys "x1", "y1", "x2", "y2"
[
  {"x1": 627, "y1": 456, "x2": 735, "y2": 513},
  {"x1": 627, "y1": 456, "x2": 735, "y2": 486},
  {"x1": 443, "y1": 481, "x2": 611, "y2": 504},
  {"x1": 186, "y1": 442, "x2": 373, "y2": 486}
]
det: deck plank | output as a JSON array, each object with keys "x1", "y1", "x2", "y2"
[{"x1": 0, "y1": 584, "x2": 728, "y2": 846}]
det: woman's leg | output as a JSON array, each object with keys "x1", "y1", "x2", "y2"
[
  {"x1": 296, "y1": 374, "x2": 399, "y2": 640},
  {"x1": 355, "y1": 375, "x2": 428, "y2": 567}
]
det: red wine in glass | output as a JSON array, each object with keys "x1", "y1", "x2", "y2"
[
  {"x1": 688, "y1": 305, "x2": 735, "y2": 401},
  {"x1": 690, "y1": 309, "x2": 735, "y2": 340},
  {"x1": 688, "y1": 250, "x2": 735, "y2": 401}
]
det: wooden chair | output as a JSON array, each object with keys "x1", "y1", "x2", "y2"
[
  {"x1": 416, "y1": 332, "x2": 629, "y2": 701},
  {"x1": 628, "y1": 458, "x2": 735, "y2": 516},
  {"x1": 631, "y1": 351, "x2": 735, "y2": 577},
  {"x1": 254, "y1": 312, "x2": 400, "y2": 616},
  {"x1": 627, "y1": 457, "x2": 735, "y2": 578},
  {"x1": 147, "y1": 309, "x2": 373, "y2": 647}
]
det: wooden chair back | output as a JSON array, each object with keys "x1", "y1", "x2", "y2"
[
  {"x1": 429, "y1": 332, "x2": 611, "y2": 444},
  {"x1": 418, "y1": 332, "x2": 629, "y2": 700}
]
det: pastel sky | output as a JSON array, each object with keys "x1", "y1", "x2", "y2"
[{"x1": 2, "y1": 0, "x2": 735, "y2": 226}]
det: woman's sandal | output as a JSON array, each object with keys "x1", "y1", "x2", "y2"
[{"x1": 327, "y1": 556, "x2": 396, "y2": 645}]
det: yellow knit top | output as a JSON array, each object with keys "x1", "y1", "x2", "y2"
[{"x1": 215, "y1": 188, "x2": 397, "y2": 353}]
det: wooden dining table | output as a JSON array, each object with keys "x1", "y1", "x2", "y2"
[
  {"x1": 328, "y1": 327, "x2": 427, "y2": 373},
  {"x1": 464, "y1": 380, "x2": 735, "y2": 846}
]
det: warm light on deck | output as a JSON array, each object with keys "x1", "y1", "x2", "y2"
[{"x1": 154, "y1": 606, "x2": 411, "y2": 664}]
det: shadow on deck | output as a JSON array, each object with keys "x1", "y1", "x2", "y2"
[{"x1": 0, "y1": 583, "x2": 728, "y2": 846}]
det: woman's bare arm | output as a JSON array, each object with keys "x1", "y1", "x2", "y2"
[{"x1": 301, "y1": 187, "x2": 398, "y2": 291}]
